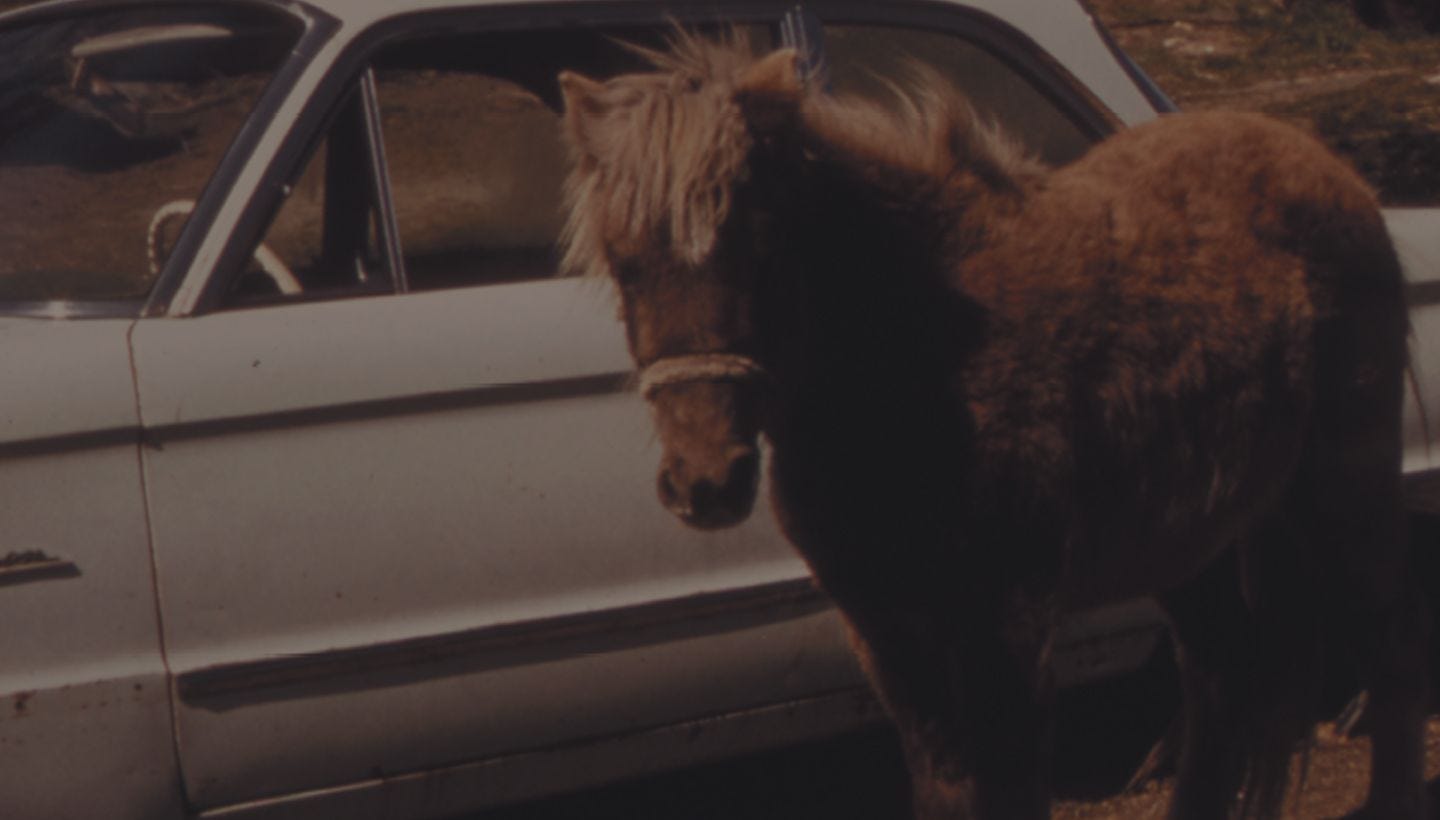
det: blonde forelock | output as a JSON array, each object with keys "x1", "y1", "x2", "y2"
[{"x1": 561, "y1": 31, "x2": 762, "y2": 281}]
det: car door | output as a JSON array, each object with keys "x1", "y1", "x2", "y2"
[{"x1": 129, "y1": 13, "x2": 860, "y2": 814}]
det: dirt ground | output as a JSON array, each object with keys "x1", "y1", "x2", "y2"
[{"x1": 1090, "y1": 0, "x2": 1440, "y2": 204}]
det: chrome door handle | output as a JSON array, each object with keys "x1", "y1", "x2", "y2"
[{"x1": 0, "y1": 550, "x2": 79, "y2": 586}]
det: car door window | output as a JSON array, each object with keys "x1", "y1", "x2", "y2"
[
  {"x1": 0, "y1": 6, "x2": 299, "y2": 305},
  {"x1": 373, "y1": 64, "x2": 567, "y2": 290}
]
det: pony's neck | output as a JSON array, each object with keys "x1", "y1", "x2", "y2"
[{"x1": 755, "y1": 91, "x2": 1029, "y2": 408}]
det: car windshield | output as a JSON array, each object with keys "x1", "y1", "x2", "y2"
[{"x1": 0, "y1": 5, "x2": 302, "y2": 307}]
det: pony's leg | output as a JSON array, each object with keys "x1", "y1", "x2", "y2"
[
  {"x1": 1302, "y1": 310, "x2": 1429, "y2": 817},
  {"x1": 1307, "y1": 467, "x2": 1429, "y2": 818},
  {"x1": 841, "y1": 596, "x2": 1055, "y2": 820},
  {"x1": 1158, "y1": 538, "x2": 1319, "y2": 820},
  {"x1": 1160, "y1": 554, "x2": 1256, "y2": 820}
]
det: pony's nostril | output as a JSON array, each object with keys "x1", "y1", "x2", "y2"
[{"x1": 690, "y1": 478, "x2": 720, "y2": 511}]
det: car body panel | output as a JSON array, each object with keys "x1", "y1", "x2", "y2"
[{"x1": 0, "y1": 319, "x2": 181, "y2": 820}]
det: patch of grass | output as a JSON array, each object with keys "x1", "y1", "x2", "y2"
[
  {"x1": 1268, "y1": 75, "x2": 1440, "y2": 203},
  {"x1": 1256, "y1": 0, "x2": 1365, "y2": 59}
]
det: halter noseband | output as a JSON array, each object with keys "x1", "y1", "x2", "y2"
[{"x1": 638, "y1": 353, "x2": 768, "y2": 400}]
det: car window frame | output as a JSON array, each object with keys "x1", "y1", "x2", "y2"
[{"x1": 173, "y1": 0, "x2": 1125, "y2": 318}]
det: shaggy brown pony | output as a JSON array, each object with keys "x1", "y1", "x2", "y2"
[{"x1": 557, "y1": 33, "x2": 1429, "y2": 819}]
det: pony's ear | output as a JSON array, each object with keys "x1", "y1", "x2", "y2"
[
  {"x1": 558, "y1": 70, "x2": 609, "y2": 158},
  {"x1": 734, "y1": 48, "x2": 802, "y2": 135}
]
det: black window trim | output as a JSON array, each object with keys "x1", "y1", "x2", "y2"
[{"x1": 359, "y1": 66, "x2": 408, "y2": 295}]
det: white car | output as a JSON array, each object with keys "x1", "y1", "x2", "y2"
[{"x1": 1, "y1": 1, "x2": 1436, "y2": 818}]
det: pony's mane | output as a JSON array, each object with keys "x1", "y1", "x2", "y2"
[
  {"x1": 560, "y1": 32, "x2": 1045, "y2": 281},
  {"x1": 801, "y1": 68, "x2": 1046, "y2": 205}
]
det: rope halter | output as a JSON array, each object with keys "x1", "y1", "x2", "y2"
[{"x1": 637, "y1": 353, "x2": 769, "y2": 401}]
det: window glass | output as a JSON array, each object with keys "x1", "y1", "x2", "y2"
[
  {"x1": 822, "y1": 24, "x2": 1094, "y2": 166},
  {"x1": 375, "y1": 67, "x2": 565, "y2": 290},
  {"x1": 0, "y1": 7, "x2": 300, "y2": 303}
]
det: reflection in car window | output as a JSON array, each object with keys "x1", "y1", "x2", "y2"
[
  {"x1": 823, "y1": 24, "x2": 1094, "y2": 166},
  {"x1": 0, "y1": 7, "x2": 300, "y2": 303}
]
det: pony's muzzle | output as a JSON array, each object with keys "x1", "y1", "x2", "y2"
[
  {"x1": 657, "y1": 444, "x2": 760, "y2": 530},
  {"x1": 641, "y1": 354, "x2": 767, "y2": 529}
]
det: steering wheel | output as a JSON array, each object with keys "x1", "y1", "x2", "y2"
[{"x1": 148, "y1": 199, "x2": 303, "y2": 296}]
